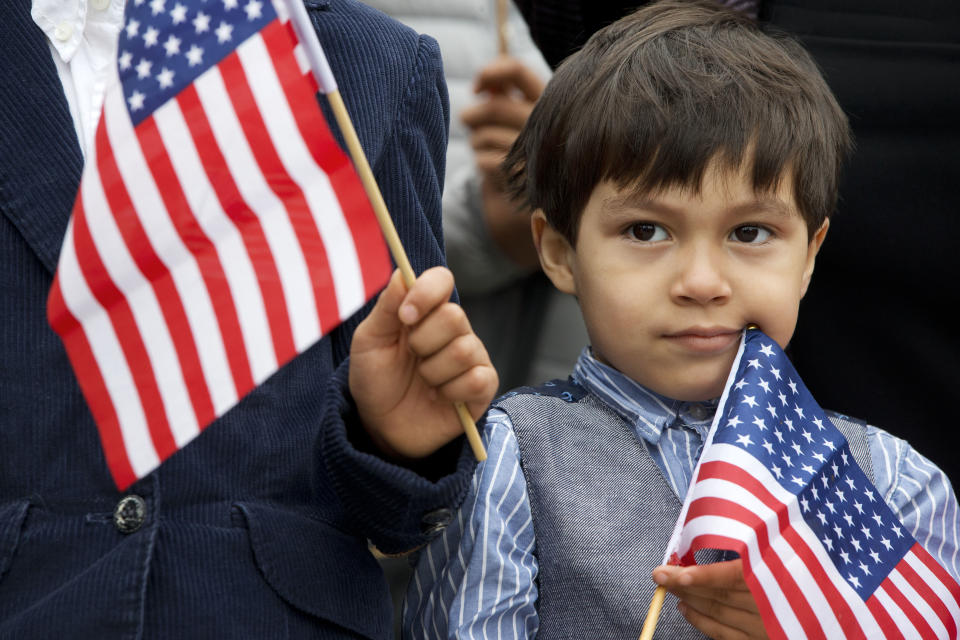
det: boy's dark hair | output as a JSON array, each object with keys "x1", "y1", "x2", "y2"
[{"x1": 503, "y1": 0, "x2": 851, "y2": 243}]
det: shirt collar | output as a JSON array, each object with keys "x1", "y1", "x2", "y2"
[
  {"x1": 32, "y1": 0, "x2": 124, "y2": 64},
  {"x1": 571, "y1": 347, "x2": 718, "y2": 444}
]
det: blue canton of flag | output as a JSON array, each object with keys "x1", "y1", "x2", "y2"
[
  {"x1": 119, "y1": 0, "x2": 274, "y2": 124},
  {"x1": 664, "y1": 328, "x2": 960, "y2": 639}
]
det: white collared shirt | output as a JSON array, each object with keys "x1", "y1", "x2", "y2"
[{"x1": 31, "y1": 0, "x2": 126, "y2": 155}]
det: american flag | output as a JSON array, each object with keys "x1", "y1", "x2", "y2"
[
  {"x1": 47, "y1": 0, "x2": 390, "y2": 490},
  {"x1": 664, "y1": 329, "x2": 960, "y2": 639}
]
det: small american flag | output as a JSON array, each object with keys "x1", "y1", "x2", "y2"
[
  {"x1": 47, "y1": 0, "x2": 390, "y2": 489},
  {"x1": 664, "y1": 329, "x2": 960, "y2": 639}
]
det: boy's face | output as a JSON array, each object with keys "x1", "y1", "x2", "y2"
[{"x1": 534, "y1": 164, "x2": 828, "y2": 402}]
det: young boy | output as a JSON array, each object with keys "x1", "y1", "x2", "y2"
[{"x1": 402, "y1": 1, "x2": 960, "y2": 638}]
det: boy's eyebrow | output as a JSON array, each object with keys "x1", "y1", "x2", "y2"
[{"x1": 603, "y1": 192, "x2": 797, "y2": 218}]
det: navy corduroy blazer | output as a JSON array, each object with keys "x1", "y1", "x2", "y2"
[{"x1": 0, "y1": 1, "x2": 473, "y2": 637}]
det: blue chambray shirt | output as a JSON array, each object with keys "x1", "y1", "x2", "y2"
[{"x1": 404, "y1": 348, "x2": 960, "y2": 640}]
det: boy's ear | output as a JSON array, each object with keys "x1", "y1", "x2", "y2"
[
  {"x1": 800, "y1": 218, "x2": 830, "y2": 298},
  {"x1": 531, "y1": 210, "x2": 577, "y2": 295}
]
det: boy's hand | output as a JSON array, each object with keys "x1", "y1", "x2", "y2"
[
  {"x1": 348, "y1": 267, "x2": 498, "y2": 461},
  {"x1": 652, "y1": 560, "x2": 768, "y2": 640},
  {"x1": 461, "y1": 56, "x2": 545, "y2": 269}
]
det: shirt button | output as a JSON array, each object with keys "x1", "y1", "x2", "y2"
[
  {"x1": 53, "y1": 21, "x2": 74, "y2": 42},
  {"x1": 420, "y1": 508, "x2": 453, "y2": 537},
  {"x1": 91, "y1": 0, "x2": 110, "y2": 9},
  {"x1": 113, "y1": 494, "x2": 147, "y2": 534}
]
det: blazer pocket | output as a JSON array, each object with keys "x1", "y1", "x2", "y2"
[
  {"x1": 0, "y1": 499, "x2": 30, "y2": 583},
  {"x1": 233, "y1": 502, "x2": 393, "y2": 640}
]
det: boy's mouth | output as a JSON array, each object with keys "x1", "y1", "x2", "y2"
[{"x1": 663, "y1": 327, "x2": 741, "y2": 354}]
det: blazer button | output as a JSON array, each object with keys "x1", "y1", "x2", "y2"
[
  {"x1": 113, "y1": 495, "x2": 147, "y2": 534},
  {"x1": 420, "y1": 508, "x2": 453, "y2": 537}
]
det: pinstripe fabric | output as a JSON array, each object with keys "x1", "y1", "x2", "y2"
[{"x1": 405, "y1": 349, "x2": 960, "y2": 638}]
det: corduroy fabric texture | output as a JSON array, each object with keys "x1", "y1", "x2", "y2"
[{"x1": 0, "y1": 0, "x2": 473, "y2": 637}]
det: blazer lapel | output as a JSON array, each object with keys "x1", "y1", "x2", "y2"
[{"x1": 0, "y1": 1, "x2": 84, "y2": 274}]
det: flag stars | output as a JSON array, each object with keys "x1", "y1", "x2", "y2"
[
  {"x1": 748, "y1": 358, "x2": 762, "y2": 370},
  {"x1": 150, "y1": 0, "x2": 165, "y2": 15},
  {"x1": 244, "y1": 0, "x2": 263, "y2": 20},
  {"x1": 215, "y1": 20, "x2": 234, "y2": 43},
  {"x1": 758, "y1": 378, "x2": 771, "y2": 393},
  {"x1": 833, "y1": 524, "x2": 843, "y2": 539},
  {"x1": 769, "y1": 366, "x2": 781, "y2": 381},
  {"x1": 892, "y1": 524, "x2": 903, "y2": 539},
  {"x1": 845, "y1": 476, "x2": 856, "y2": 491},
  {"x1": 864, "y1": 488, "x2": 876, "y2": 503},
  {"x1": 880, "y1": 537, "x2": 892, "y2": 551},
  {"x1": 790, "y1": 441, "x2": 802, "y2": 456},
  {"x1": 193, "y1": 11, "x2": 211, "y2": 33},
  {"x1": 753, "y1": 416, "x2": 767, "y2": 431},
  {"x1": 801, "y1": 429, "x2": 813, "y2": 444},
  {"x1": 135, "y1": 58, "x2": 152, "y2": 79},
  {"x1": 770, "y1": 464, "x2": 783, "y2": 480},
  {"x1": 859, "y1": 561, "x2": 871, "y2": 576},
  {"x1": 823, "y1": 438, "x2": 836, "y2": 451},
  {"x1": 759, "y1": 343, "x2": 775, "y2": 357},
  {"x1": 834, "y1": 487, "x2": 846, "y2": 502},
  {"x1": 742, "y1": 395, "x2": 757, "y2": 409},
  {"x1": 861, "y1": 525, "x2": 872, "y2": 540},
  {"x1": 800, "y1": 496, "x2": 810, "y2": 513},
  {"x1": 831, "y1": 462, "x2": 840, "y2": 477},
  {"x1": 125, "y1": 18, "x2": 140, "y2": 38},
  {"x1": 727, "y1": 415, "x2": 743, "y2": 429},
  {"x1": 170, "y1": 2, "x2": 188, "y2": 23},
  {"x1": 816, "y1": 510, "x2": 827, "y2": 525},
  {"x1": 736, "y1": 433, "x2": 753, "y2": 448},
  {"x1": 825, "y1": 499, "x2": 836, "y2": 514},
  {"x1": 842, "y1": 512, "x2": 854, "y2": 527},
  {"x1": 788, "y1": 380, "x2": 798, "y2": 394},
  {"x1": 156, "y1": 67, "x2": 175, "y2": 89},
  {"x1": 791, "y1": 476, "x2": 805, "y2": 487},
  {"x1": 848, "y1": 574, "x2": 861, "y2": 589},
  {"x1": 143, "y1": 26, "x2": 160, "y2": 47},
  {"x1": 853, "y1": 500, "x2": 864, "y2": 515},
  {"x1": 778, "y1": 391, "x2": 788, "y2": 407},
  {"x1": 839, "y1": 550, "x2": 850, "y2": 565},
  {"x1": 841, "y1": 451, "x2": 849, "y2": 466},
  {"x1": 128, "y1": 90, "x2": 146, "y2": 110},
  {"x1": 822, "y1": 535, "x2": 834, "y2": 551},
  {"x1": 812, "y1": 451, "x2": 826, "y2": 464},
  {"x1": 850, "y1": 538, "x2": 862, "y2": 552},
  {"x1": 762, "y1": 440, "x2": 775, "y2": 455},
  {"x1": 780, "y1": 452, "x2": 793, "y2": 468},
  {"x1": 766, "y1": 402, "x2": 777, "y2": 418},
  {"x1": 773, "y1": 428, "x2": 784, "y2": 444},
  {"x1": 871, "y1": 512, "x2": 884, "y2": 527},
  {"x1": 812, "y1": 417, "x2": 825, "y2": 431},
  {"x1": 869, "y1": 549, "x2": 881, "y2": 564},
  {"x1": 119, "y1": 50, "x2": 133, "y2": 70},
  {"x1": 793, "y1": 404, "x2": 805, "y2": 420},
  {"x1": 801, "y1": 463, "x2": 815, "y2": 475},
  {"x1": 223, "y1": 0, "x2": 239, "y2": 9},
  {"x1": 185, "y1": 44, "x2": 204, "y2": 66},
  {"x1": 163, "y1": 34, "x2": 181, "y2": 56},
  {"x1": 784, "y1": 417, "x2": 795, "y2": 432},
  {"x1": 734, "y1": 379, "x2": 748, "y2": 391}
]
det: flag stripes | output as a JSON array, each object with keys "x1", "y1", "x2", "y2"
[
  {"x1": 675, "y1": 443, "x2": 959, "y2": 638},
  {"x1": 48, "y1": 6, "x2": 390, "y2": 489}
]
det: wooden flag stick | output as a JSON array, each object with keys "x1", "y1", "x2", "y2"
[
  {"x1": 496, "y1": 0, "x2": 510, "y2": 55},
  {"x1": 325, "y1": 90, "x2": 487, "y2": 462},
  {"x1": 638, "y1": 585, "x2": 667, "y2": 640}
]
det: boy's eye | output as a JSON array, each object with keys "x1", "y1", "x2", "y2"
[
  {"x1": 730, "y1": 225, "x2": 772, "y2": 243},
  {"x1": 627, "y1": 222, "x2": 669, "y2": 242}
]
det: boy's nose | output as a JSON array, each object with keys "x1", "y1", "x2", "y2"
[{"x1": 670, "y1": 247, "x2": 732, "y2": 305}]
